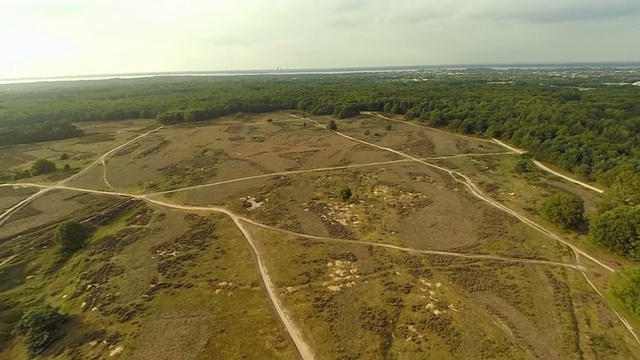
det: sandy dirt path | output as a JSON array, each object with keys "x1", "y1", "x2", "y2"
[
  {"x1": 0, "y1": 126, "x2": 162, "y2": 226},
  {"x1": 239, "y1": 218, "x2": 582, "y2": 270},
  {"x1": 364, "y1": 111, "x2": 604, "y2": 194},
  {"x1": 101, "y1": 159, "x2": 114, "y2": 189},
  {"x1": 295, "y1": 114, "x2": 639, "y2": 346},
  {"x1": 2, "y1": 115, "x2": 637, "y2": 351},
  {"x1": 491, "y1": 139, "x2": 604, "y2": 194}
]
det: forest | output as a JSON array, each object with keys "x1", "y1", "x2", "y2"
[
  {"x1": 0, "y1": 121, "x2": 84, "y2": 146},
  {"x1": 1, "y1": 75, "x2": 638, "y2": 187}
]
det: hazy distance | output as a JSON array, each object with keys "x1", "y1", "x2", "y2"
[{"x1": 2, "y1": 0, "x2": 640, "y2": 79}]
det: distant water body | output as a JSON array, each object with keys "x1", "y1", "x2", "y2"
[
  {"x1": 2, "y1": 63, "x2": 639, "y2": 85},
  {"x1": 0, "y1": 69, "x2": 412, "y2": 85}
]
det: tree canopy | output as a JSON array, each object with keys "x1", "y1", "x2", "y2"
[
  {"x1": 540, "y1": 192, "x2": 585, "y2": 231},
  {"x1": 0, "y1": 121, "x2": 83, "y2": 146},
  {"x1": 30, "y1": 159, "x2": 56, "y2": 176},
  {"x1": 609, "y1": 266, "x2": 640, "y2": 318},
  {"x1": 12, "y1": 305, "x2": 68, "y2": 356},
  {"x1": 55, "y1": 221, "x2": 89, "y2": 253},
  {"x1": 1, "y1": 74, "x2": 639, "y2": 187},
  {"x1": 590, "y1": 206, "x2": 640, "y2": 260}
]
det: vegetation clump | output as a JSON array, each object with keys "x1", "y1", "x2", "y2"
[
  {"x1": 30, "y1": 159, "x2": 56, "y2": 176},
  {"x1": 515, "y1": 157, "x2": 535, "y2": 174},
  {"x1": 0, "y1": 122, "x2": 83, "y2": 146},
  {"x1": 340, "y1": 187, "x2": 352, "y2": 201},
  {"x1": 540, "y1": 192, "x2": 585, "y2": 231},
  {"x1": 328, "y1": 120, "x2": 338, "y2": 131},
  {"x1": 12, "y1": 305, "x2": 68, "y2": 356},
  {"x1": 590, "y1": 206, "x2": 640, "y2": 260},
  {"x1": 609, "y1": 266, "x2": 640, "y2": 317}
]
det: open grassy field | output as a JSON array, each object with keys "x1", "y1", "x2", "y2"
[{"x1": 0, "y1": 112, "x2": 638, "y2": 359}]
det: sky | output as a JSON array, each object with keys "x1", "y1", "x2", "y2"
[{"x1": 1, "y1": 0, "x2": 639, "y2": 78}]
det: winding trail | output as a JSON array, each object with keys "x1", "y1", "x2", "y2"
[
  {"x1": 491, "y1": 139, "x2": 604, "y2": 194},
  {"x1": 2, "y1": 114, "x2": 638, "y2": 352},
  {"x1": 0, "y1": 126, "x2": 162, "y2": 226},
  {"x1": 101, "y1": 159, "x2": 114, "y2": 189},
  {"x1": 365, "y1": 111, "x2": 605, "y2": 194},
  {"x1": 239, "y1": 218, "x2": 583, "y2": 270},
  {"x1": 1, "y1": 178, "x2": 595, "y2": 358},
  {"x1": 297, "y1": 113, "x2": 640, "y2": 345},
  {"x1": 148, "y1": 152, "x2": 513, "y2": 197}
]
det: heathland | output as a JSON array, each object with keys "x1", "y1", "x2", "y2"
[{"x1": 0, "y1": 70, "x2": 639, "y2": 359}]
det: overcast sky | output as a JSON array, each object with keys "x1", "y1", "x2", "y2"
[{"x1": 1, "y1": 0, "x2": 639, "y2": 78}]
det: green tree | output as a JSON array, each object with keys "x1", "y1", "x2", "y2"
[
  {"x1": 540, "y1": 192, "x2": 585, "y2": 230},
  {"x1": 515, "y1": 158, "x2": 535, "y2": 174},
  {"x1": 609, "y1": 266, "x2": 640, "y2": 317},
  {"x1": 12, "y1": 305, "x2": 68, "y2": 356},
  {"x1": 598, "y1": 167, "x2": 640, "y2": 213},
  {"x1": 340, "y1": 187, "x2": 352, "y2": 201},
  {"x1": 59, "y1": 153, "x2": 69, "y2": 161},
  {"x1": 328, "y1": 120, "x2": 338, "y2": 131},
  {"x1": 590, "y1": 206, "x2": 640, "y2": 259},
  {"x1": 55, "y1": 221, "x2": 89, "y2": 253},
  {"x1": 30, "y1": 159, "x2": 56, "y2": 176}
]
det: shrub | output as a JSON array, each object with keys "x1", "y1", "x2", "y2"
[
  {"x1": 328, "y1": 120, "x2": 338, "y2": 131},
  {"x1": 515, "y1": 158, "x2": 535, "y2": 174},
  {"x1": 59, "y1": 153, "x2": 69, "y2": 160},
  {"x1": 540, "y1": 192, "x2": 585, "y2": 230},
  {"x1": 385, "y1": 123, "x2": 392, "y2": 131},
  {"x1": 340, "y1": 187, "x2": 352, "y2": 201},
  {"x1": 12, "y1": 305, "x2": 68, "y2": 356},
  {"x1": 364, "y1": 130, "x2": 371, "y2": 136}
]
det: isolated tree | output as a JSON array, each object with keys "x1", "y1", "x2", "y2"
[
  {"x1": 30, "y1": 159, "x2": 56, "y2": 176},
  {"x1": 328, "y1": 120, "x2": 338, "y2": 131},
  {"x1": 540, "y1": 192, "x2": 585, "y2": 230},
  {"x1": 590, "y1": 206, "x2": 640, "y2": 259},
  {"x1": 13, "y1": 305, "x2": 68, "y2": 356},
  {"x1": 63, "y1": 164, "x2": 71, "y2": 171},
  {"x1": 385, "y1": 123, "x2": 392, "y2": 131},
  {"x1": 340, "y1": 187, "x2": 352, "y2": 201},
  {"x1": 55, "y1": 221, "x2": 89, "y2": 253},
  {"x1": 515, "y1": 158, "x2": 535, "y2": 174},
  {"x1": 364, "y1": 130, "x2": 371, "y2": 136},
  {"x1": 609, "y1": 266, "x2": 640, "y2": 317},
  {"x1": 59, "y1": 153, "x2": 69, "y2": 160},
  {"x1": 266, "y1": 118, "x2": 273, "y2": 123}
]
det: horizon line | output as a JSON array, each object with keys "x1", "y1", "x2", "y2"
[{"x1": 2, "y1": 61, "x2": 640, "y2": 83}]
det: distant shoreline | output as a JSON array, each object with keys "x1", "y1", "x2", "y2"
[{"x1": 2, "y1": 62, "x2": 640, "y2": 85}]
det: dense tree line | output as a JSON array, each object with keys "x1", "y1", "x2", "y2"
[
  {"x1": 589, "y1": 165, "x2": 640, "y2": 260},
  {"x1": 1, "y1": 75, "x2": 638, "y2": 184},
  {"x1": 609, "y1": 266, "x2": 640, "y2": 318},
  {"x1": 0, "y1": 121, "x2": 84, "y2": 146}
]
